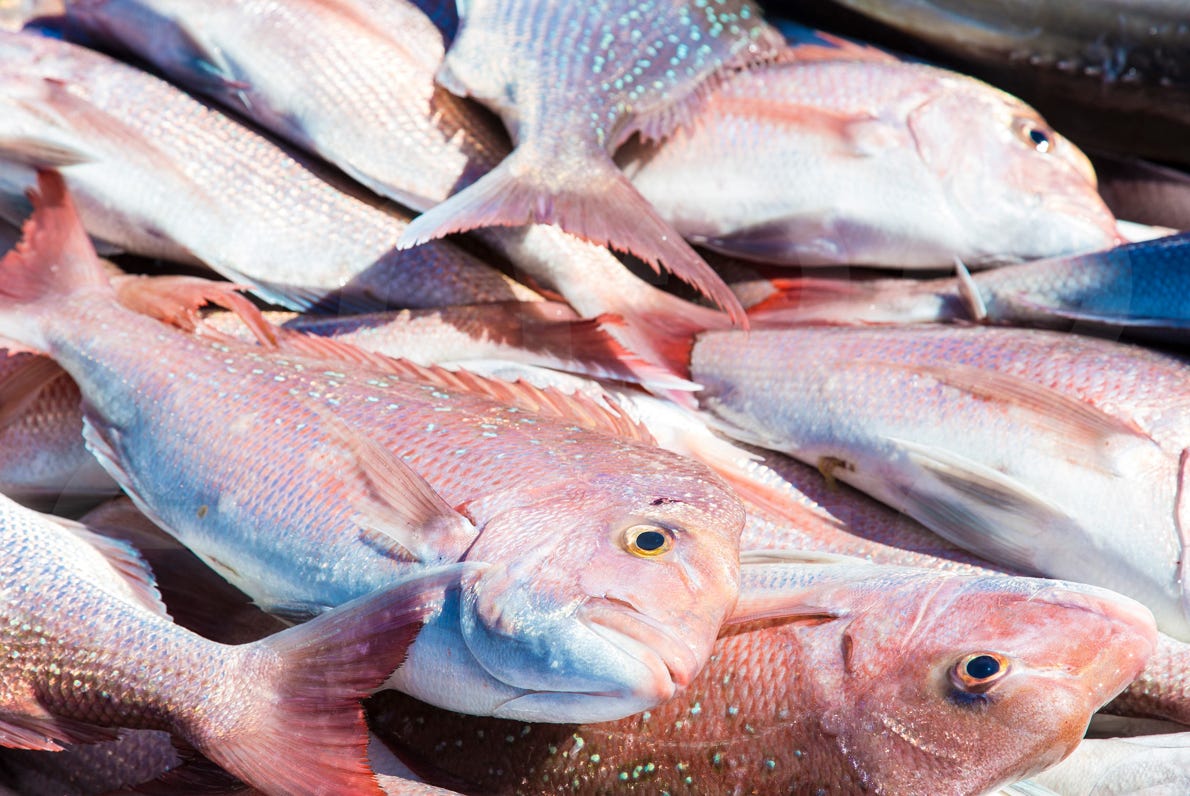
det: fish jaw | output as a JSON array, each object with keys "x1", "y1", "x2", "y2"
[
  {"x1": 811, "y1": 572, "x2": 1156, "y2": 794},
  {"x1": 450, "y1": 485, "x2": 743, "y2": 722}
]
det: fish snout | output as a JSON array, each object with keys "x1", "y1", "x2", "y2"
[
  {"x1": 456, "y1": 573, "x2": 689, "y2": 722},
  {"x1": 1032, "y1": 581, "x2": 1158, "y2": 675}
]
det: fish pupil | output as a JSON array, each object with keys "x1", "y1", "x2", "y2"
[
  {"x1": 965, "y1": 655, "x2": 1000, "y2": 680},
  {"x1": 1028, "y1": 128, "x2": 1051, "y2": 152},
  {"x1": 635, "y1": 530, "x2": 666, "y2": 551}
]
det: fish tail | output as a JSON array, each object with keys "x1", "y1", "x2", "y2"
[
  {"x1": 201, "y1": 565, "x2": 465, "y2": 796},
  {"x1": 0, "y1": 170, "x2": 113, "y2": 352},
  {"x1": 398, "y1": 148, "x2": 748, "y2": 325}
]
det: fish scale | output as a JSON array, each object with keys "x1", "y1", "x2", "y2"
[
  {"x1": 691, "y1": 325, "x2": 1190, "y2": 640},
  {"x1": 0, "y1": 31, "x2": 534, "y2": 311},
  {"x1": 0, "y1": 171, "x2": 747, "y2": 723}
]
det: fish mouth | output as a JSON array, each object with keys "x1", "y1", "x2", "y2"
[{"x1": 578, "y1": 596, "x2": 702, "y2": 693}]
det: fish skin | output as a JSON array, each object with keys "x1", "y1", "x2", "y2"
[
  {"x1": 0, "y1": 489, "x2": 466, "y2": 796},
  {"x1": 369, "y1": 558, "x2": 1156, "y2": 795},
  {"x1": 0, "y1": 729, "x2": 181, "y2": 796},
  {"x1": 57, "y1": 0, "x2": 501, "y2": 213},
  {"x1": 690, "y1": 324, "x2": 1190, "y2": 640},
  {"x1": 0, "y1": 348, "x2": 118, "y2": 505},
  {"x1": 618, "y1": 38, "x2": 1121, "y2": 268},
  {"x1": 56, "y1": 1, "x2": 729, "y2": 375},
  {"x1": 0, "y1": 30, "x2": 537, "y2": 312},
  {"x1": 750, "y1": 231, "x2": 1190, "y2": 345},
  {"x1": 398, "y1": 0, "x2": 785, "y2": 321},
  {"x1": 0, "y1": 171, "x2": 746, "y2": 724}
]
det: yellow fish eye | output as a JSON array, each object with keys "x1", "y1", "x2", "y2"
[
  {"x1": 623, "y1": 524, "x2": 674, "y2": 558},
  {"x1": 952, "y1": 652, "x2": 1010, "y2": 692}
]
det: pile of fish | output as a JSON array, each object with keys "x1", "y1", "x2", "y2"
[{"x1": 0, "y1": 0, "x2": 1188, "y2": 793}]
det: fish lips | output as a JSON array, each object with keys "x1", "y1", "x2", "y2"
[{"x1": 457, "y1": 568, "x2": 699, "y2": 723}]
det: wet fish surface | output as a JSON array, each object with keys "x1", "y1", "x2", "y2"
[
  {"x1": 369, "y1": 557, "x2": 1156, "y2": 795},
  {"x1": 0, "y1": 172, "x2": 748, "y2": 725},
  {"x1": 399, "y1": 0, "x2": 787, "y2": 321},
  {"x1": 0, "y1": 30, "x2": 536, "y2": 312},
  {"x1": 691, "y1": 324, "x2": 1190, "y2": 641},
  {"x1": 0, "y1": 489, "x2": 461, "y2": 796},
  {"x1": 620, "y1": 35, "x2": 1119, "y2": 268}
]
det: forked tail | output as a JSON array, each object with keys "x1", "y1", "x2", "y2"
[{"x1": 397, "y1": 147, "x2": 747, "y2": 324}]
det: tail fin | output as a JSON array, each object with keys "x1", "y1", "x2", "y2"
[
  {"x1": 0, "y1": 170, "x2": 111, "y2": 351},
  {"x1": 199, "y1": 564, "x2": 467, "y2": 796},
  {"x1": 398, "y1": 147, "x2": 747, "y2": 325}
]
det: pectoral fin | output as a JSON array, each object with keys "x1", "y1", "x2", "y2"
[{"x1": 892, "y1": 437, "x2": 1083, "y2": 575}]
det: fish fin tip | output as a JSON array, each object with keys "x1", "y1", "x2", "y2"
[
  {"x1": 214, "y1": 567, "x2": 463, "y2": 795},
  {"x1": 400, "y1": 153, "x2": 746, "y2": 323},
  {"x1": 953, "y1": 258, "x2": 988, "y2": 321},
  {"x1": 0, "y1": 170, "x2": 109, "y2": 314},
  {"x1": 57, "y1": 517, "x2": 170, "y2": 617},
  {"x1": 747, "y1": 276, "x2": 879, "y2": 321},
  {"x1": 598, "y1": 301, "x2": 732, "y2": 392},
  {"x1": 0, "y1": 135, "x2": 91, "y2": 168},
  {"x1": 112, "y1": 275, "x2": 277, "y2": 346}
]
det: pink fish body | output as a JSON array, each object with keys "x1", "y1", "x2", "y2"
[
  {"x1": 0, "y1": 31, "x2": 535, "y2": 312},
  {"x1": 0, "y1": 490, "x2": 461, "y2": 796},
  {"x1": 691, "y1": 325, "x2": 1190, "y2": 641},
  {"x1": 0, "y1": 172, "x2": 747, "y2": 724},
  {"x1": 620, "y1": 39, "x2": 1120, "y2": 268},
  {"x1": 397, "y1": 0, "x2": 785, "y2": 321},
  {"x1": 370, "y1": 557, "x2": 1157, "y2": 794}
]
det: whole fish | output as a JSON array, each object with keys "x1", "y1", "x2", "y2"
[
  {"x1": 0, "y1": 30, "x2": 537, "y2": 312},
  {"x1": 0, "y1": 490, "x2": 462, "y2": 796},
  {"x1": 749, "y1": 231, "x2": 1190, "y2": 345},
  {"x1": 0, "y1": 349, "x2": 117, "y2": 505},
  {"x1": 397, "y1": 0, "x2": 786, "y2": 321},
  {"x1": 0, "y1": 171, "x2": 747, "y2": 724},
  {"x1": 690, "y1": 325, "x2": 1190, "y2": 641},
  {"x1": 369, "y1": 556, "x2": 1157, "y2": 795},
  {"x1": 618, "y1": 36, "x2": 1120, "y2": 268},
  {"x1": 798, "y1": 0, "x2": 1190, "y2": 165}
]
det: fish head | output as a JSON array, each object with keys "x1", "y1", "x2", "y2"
[
  {"x1": 812, "y1": 571, "x2": 1156, "y2": 793},
  {"x1": 907, "y1": 77, "x2": 1121, "y2": 264},
  {"x1": 456, "y1": 468, "x2": 745, "y2": 723}
]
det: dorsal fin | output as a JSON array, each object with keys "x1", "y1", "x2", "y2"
[
  {"x1": 273, "y1": 329, "x2": 658, "y2": 446},
  {"x1": 779, "y1": 33, "x2": 902, "y2": 65}
]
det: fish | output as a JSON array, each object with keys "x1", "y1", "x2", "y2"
[
  {"x1": 0, "y1": 729, "x2": 181, "y2": 795},
  {"x1": 748, "y1": 231, "x2": 1190, "y2": 345},
  {"x1": 0, "y1": 489, "x2": 464, "y2": 796},
  {"x1": 794, "y1": 0, "x2": 1190, "y2": 165},
  {"x1": 200, "y1": 300, "x2": 699, "y2": 394},
  {"x1": 55, "y1": 0, "x2": 735, "y2": 371},
  {"x1": 618, "y1": 34, "x2": 1120, "y2": 268},
  {"x1": 0, "y1": 30, "x2": 539, "y2": 312},
  {"x1": 690, "y1": 324, "x2": 1190, "y2": 641},
  {"x1": 368, "y1": 554, "x2": 1157, "y2": 795},
  {"x1": 0, "y1": 348, "x2": 118, "y2": 506},
  {"x1": 397, "y1": 0, "x2": 787, "y2": 321},
  {"x1": 0, "y1": 171, "x2": 747, "y2": 724}
]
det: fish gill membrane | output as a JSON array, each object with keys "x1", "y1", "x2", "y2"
[
  {"x1": 368, "y1": 555, "x2": 1157, "y2": 795},
  {"x1": 618, "y1": 34, "x2": 1122, "y2": 269},
  {"x1": 0, "y1": 488, "x2": 474, "y2": 796},
  {"x1": 690, "y1": 325, "x2": 1190, "y2": 642},
  {"x1": 0, "y1": 170, "x2": 747, "y2": 724}
]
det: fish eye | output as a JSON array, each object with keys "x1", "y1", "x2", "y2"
[
  {"x1": 952, "y1": 652, "x2": 1010, "y2": 691},
  {"x1": 1015, "y1": 119, "x2": 1053, "y2": 153},
  {"x1": 623, "y1": 524, "x2": 674, "y2": 558}
]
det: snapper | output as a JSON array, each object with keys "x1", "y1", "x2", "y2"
[
  {"x1": 619, "y1": 36, "x2": 1120, "y2": 268},
  {"x1": 369, "y1": 556, "x2": 1157, "y2": 794},
  {"x1": 0, "y1": 171, "x2": 747, "y2": 724},
  {"x1": 0, "y1": 490, "x2": 461, "y2": 796}
]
